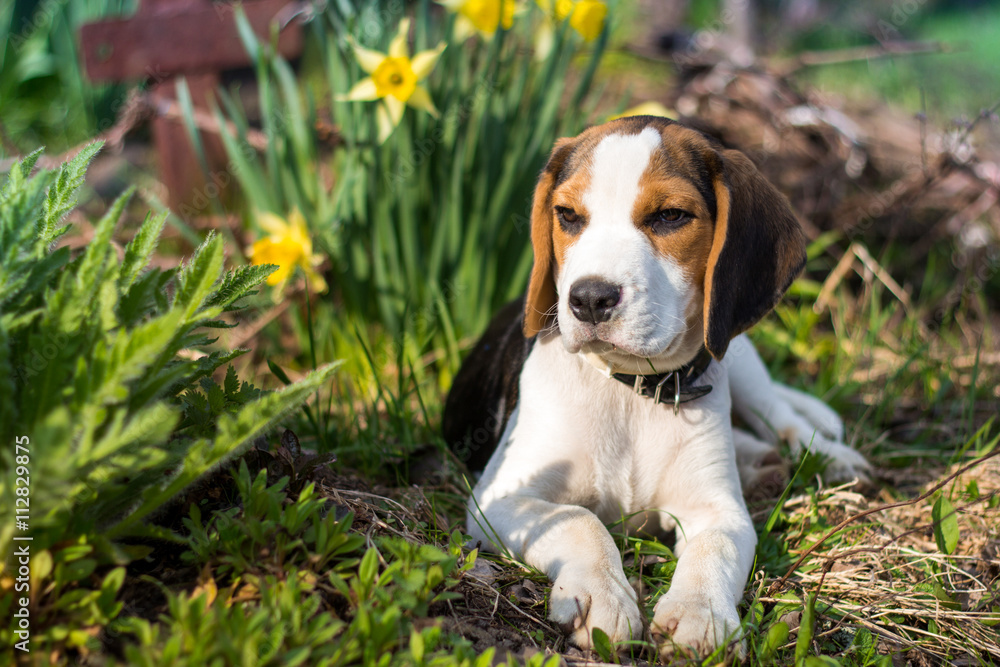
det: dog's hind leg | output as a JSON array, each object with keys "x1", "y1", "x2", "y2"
[
  {"x1": 771, "y1": 382, "x2": 844, "y2": 441},
  {"x1": 726, "y1": 334, "x2": 871, "y2": 482},
  {"x1": 732, "y1": 428, "x2": 788, "y2": 498}
]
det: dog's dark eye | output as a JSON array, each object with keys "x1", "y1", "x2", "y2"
[
  {"x1": 555, "y1": 206, "x2": 583, "y2": 232},
  {"x1": 648, "y1": 208, "x2": 691, "y2": 234}
]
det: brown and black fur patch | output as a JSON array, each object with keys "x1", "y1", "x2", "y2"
[
  {"x1": 443, "y1": 297, "x2": 533, "y2": 472},
  {"x1": 702, "y1": 149, "x2": 806, "y2": 359}
]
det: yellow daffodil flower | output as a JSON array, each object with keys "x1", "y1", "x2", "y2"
[
  {"x1": 338, "y1": 18, "x2": 446, "y2": 143},
  {"x1": 567, "y1": 0, "x2": 606, "y2": 40},
  {"x1": 535, "y1": 0, "x2": 606, "y2": 58},
  {"x1": 247, "y1": 209, "x2": 328, "y2": 294},
  {"x1": 438, "y1": 0, "x2": 516, "y2": 39}
]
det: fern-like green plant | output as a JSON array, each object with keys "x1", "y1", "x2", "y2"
[{"x1": 0, "y1": 144, "x2": 341, "y2": 565}]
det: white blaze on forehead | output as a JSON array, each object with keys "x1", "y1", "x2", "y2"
[
  {"x1": 557, "y1": 125, "x2": 695, "y2": 363},
  {"x1": 581, "y1": 127, "x2": 661, "y2": 227}
]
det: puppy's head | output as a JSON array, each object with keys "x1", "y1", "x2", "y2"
[{"x1": 524, "y1": 116, "x2": 805, "y2": 368}]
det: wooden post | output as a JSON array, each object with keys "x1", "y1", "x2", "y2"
[{"x1": 79, "y1": 0, "x2": 303, "y2": 214}]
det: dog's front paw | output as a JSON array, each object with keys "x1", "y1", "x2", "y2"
[
  {"x1": 651, "y1": 591, "x2": 743, "y2": 659},
  {"x1": 549, "y1": 568, "x2": 642, "y2": 649}
]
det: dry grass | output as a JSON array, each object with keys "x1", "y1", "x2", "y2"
[{"x1": 751, "y1": 456, "x2": 1000, "y2": 664}]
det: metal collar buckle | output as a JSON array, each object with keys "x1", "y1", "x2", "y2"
[
  {"x1": 653, "y1": 372, "x2": 681, "y2": 415},
  {"x1": 638, "y1": 371, "x2": 682, "y2": 415}
]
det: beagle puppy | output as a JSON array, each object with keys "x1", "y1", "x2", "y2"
[{"x1": 443, "y1": 116, "x2": 869, "y2": 657}]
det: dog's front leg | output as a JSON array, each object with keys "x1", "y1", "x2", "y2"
[
  {"x1": 469, "y1": 495, "x2": 643, "y2": 649},
  {"x1": 651, "y1": 487, "x2": 756, "y2": 657}
]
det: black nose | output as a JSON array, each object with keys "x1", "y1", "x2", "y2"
[{"x1": 568, "y1": 279, "x2": 621, "y2": 324}]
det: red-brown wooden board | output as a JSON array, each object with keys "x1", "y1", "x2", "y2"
[{"x1": 78, "y1": 0, "x2": 303, "y2": 214}]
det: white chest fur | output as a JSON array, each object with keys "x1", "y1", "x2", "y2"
[{"x1": 473, "y1": 332, "x2": 742, "y2": 528}]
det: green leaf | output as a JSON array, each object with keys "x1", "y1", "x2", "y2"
[
  {"x1": 233, "y1": 6, "x2": 260, "y2": 63},
  {"x1": 98, "y1": 567, "x2": 127, "y2": 609},
  {"x1": 267, "y1": 359, "x2": 293, "y2": 386},
  {"x1": 2, "y1": 148, "x2": 43, "y2": 195},
  {"x1": 591, "y1": 627, "x2": 615, "y2": 663},
  {"x1": 41, "y1": 141, "x2": 103, "y2": 243},
  {"x1": 806, "y1": 231, "x2": 842, "y2": 260},
  {"x1": 0, "y1": 245, "x2": 71, "y2": 312},
  {"x1": 90, "y1": 310, "x2": 185, "y2": 406},
  {"x1": 850, "y1": 626, "x2": 874, "y2": 654},
  {"x1": 32, "y1": 550, "x2": 54, "y2": 582},
  {"x1": 358, "y1": 547, "x2": 378, "y2": 596},
  {"x1": 224, "y1": 364, "x2": 240, "y2": 396},
  {"x1": 795, "y1": 591, "x2": 816, "y2": 666},
  {"x1": 84, "y1": 403, "x2": 179, "y2": 463},
  {"x1": 211, "y1": 361, "x2": 341, "y2": 450},
  {"x1": 173, "y1": 232, "x2": 224, "y2": 320},
  {"x1": 803, "y1": 657, "x2": 841, "y2": 667},
  {"x1": 473, "y1": 648, "x2": 496, "y2": 667},
  {"x1": 56, "y1": 558, "x2": 97, "y2": 586},
  {"x1": 109, "y1": 362, "x2": 342, "y2": 536},
  {"x1": 932, "y1": 495, "x2": 960, "y2": 554},
  {"x1": 931, "y1": 582, "x2": 961, "y2": 610},
  {"x1": 761, "y1": 621, "x2": 789, "y2": 661},
  {"x1": 120, "y1": 211, "x2": 168, "y2": 289},
  {"x1": 73, "y1": 186, "x2": 131, "y2": 299},
  {"x1": 409, "y1": 628, "x2": 424, "y2": 663},
  {"x1": 205, "y1": 263, "x2": 275, "y2": 309}
]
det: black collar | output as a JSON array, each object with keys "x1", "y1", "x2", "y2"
[{"x1": 610, "y1": 348, "x2": 714, "y2": 411}]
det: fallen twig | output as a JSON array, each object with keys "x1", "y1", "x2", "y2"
[
  {"x1": 0, "y1": 91, "x2": 153, "y2": 172},
  {"x1": 768, "y1": 446, "x2": 1000, "y2": 596},
  {"x1": 814, "y1": 244, "x2": 859, "y2": 314},
  {"x1": 777, "y1": 41, "x2": 949, "y2": 75},
  {"x1": 852, "y1": 243, "x2": 912, "y2": 311}
]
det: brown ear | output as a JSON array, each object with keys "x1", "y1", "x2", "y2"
[
  {"x1": 524, "y1": 138, "x2": 575, "y2": 337},
  {"x1": 703, "y1": 149, "x2": 807, "y2": 359}
]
